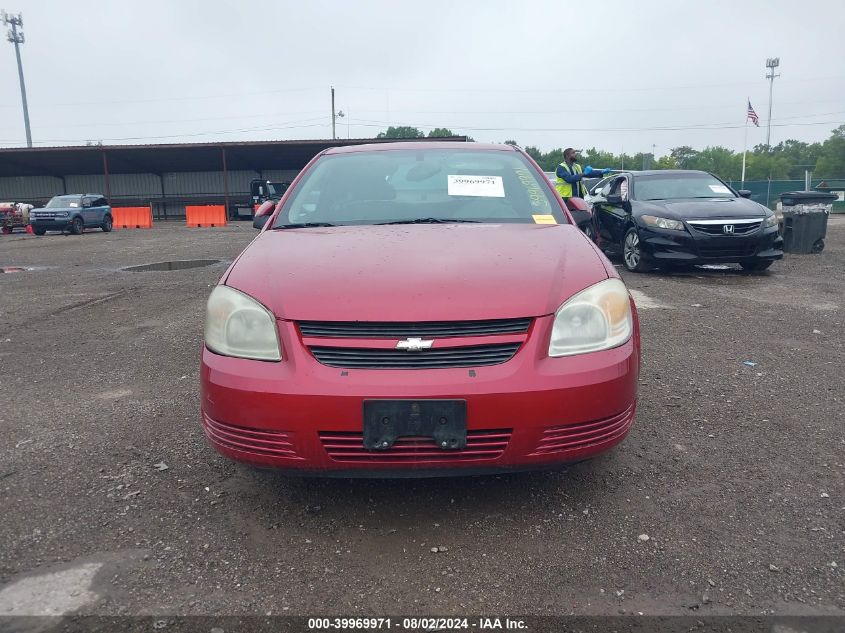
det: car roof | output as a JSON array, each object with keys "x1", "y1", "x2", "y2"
[
  {"x1": 323, "y1": 141, "x2": 515, "y2": 155},
  {"x1": 623, "y1": 170, "x2": 712, "y2": 177}
]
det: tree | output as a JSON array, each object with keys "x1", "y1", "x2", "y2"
[
  {"x1": 670, "y1": 146, "x2": 699, "y2": 169},
  {"x1": 428, "y1": 128, "x2": 456, "y2": 138},
  {"x1": 376, "y1": 126, "x2": 425, "y2": 139},
  {"x1": 504, "y1": 139, "x2": 519, "y2": 146},
  {"x1": 695, "y1": 146, "x2": 741, "y2": 181},
  {"x1": 814, "y1": 125, "x2": 845, "y2": 178}
]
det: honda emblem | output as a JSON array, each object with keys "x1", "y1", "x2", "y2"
[{"x1": 722, "y1": 224, "x2": 735, "y2": 234}]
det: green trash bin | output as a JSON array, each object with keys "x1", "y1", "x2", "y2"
[{"x1": 779, "y1": 191, "x2": 837, "y2": 253}]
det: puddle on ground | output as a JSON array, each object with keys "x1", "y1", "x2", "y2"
[{"x1": 122, "y1": 259, "x2": 220, "y2": 272}]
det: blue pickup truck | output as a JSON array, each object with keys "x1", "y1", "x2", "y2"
[{"x1": 29, "y1": 194, "x2": 113, "y2": 235}]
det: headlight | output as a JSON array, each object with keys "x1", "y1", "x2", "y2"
[
  {"x1": 640, "y1": 214, "x2": 685, "y2": 231},
  {"x1": 548, "y1": 278, "x2": 633, "y2": 357},
  {"x1": 763, "y1": 214, "x2": 778, "y2": 228},
  {"x1": 205, "y1": 286, "x2": 281, "y2": 361}
]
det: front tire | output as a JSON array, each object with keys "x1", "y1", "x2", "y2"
[
  {"x1": 622, "y1": 228, "x2": 651, "y2": 273},
  {"x1": 70, "y1": 216, "x2": 84, "y2": 235},
  {"x1": 740, "y1": 260, "x2": 773, "y2": 272},
  {"x1": 101, "y1": 214, "x2": 113, "y2": 232},
  {"x1": 33, "y1": 226, "x2": 46, "y2": 236}
]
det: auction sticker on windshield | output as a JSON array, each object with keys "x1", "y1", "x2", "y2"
[
  {"x1": 532, "y1": 214, "x2": 557, "y2": 224},
  {"x1": 447, "y1": 175, "x2": 505, "y2": 197},
  {"x1": 709, "y1": 184, "x2": 731, "y2": 194}
]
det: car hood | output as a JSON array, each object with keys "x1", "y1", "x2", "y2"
[
  {"x1": 224, "y1": 224, "x2": 609, "y2": 321},
  {"x1": 32, "y1": 206, "x2": 79, "y2": 213},
  {"x1": 637, "y1": 197, "x2": 767, "y2": 220}
]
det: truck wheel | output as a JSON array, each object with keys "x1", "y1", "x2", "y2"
[
  {"x1": 70, "y1": 216, "x2": 84, "y2": 235},
  {"x1": 622, "y1": 228, "x2": 651, "y2": 273},
  {"x1": 101, "y1": 214, "x2": 113, "y2": 232},
  {"x1": 1, "y1": 226, "x2": 11, "y2": 235},
  {"x1": 33, "y1": 227, "x2": 46, "y2": 236}
]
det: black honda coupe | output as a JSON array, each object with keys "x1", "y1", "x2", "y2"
[{"x1": 588, "y1": 170, "x2": 783, "y2": 272}]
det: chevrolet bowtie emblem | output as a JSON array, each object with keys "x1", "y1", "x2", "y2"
[{"x1": 395, "y1": 337, "x2": 434, "y2": 351}]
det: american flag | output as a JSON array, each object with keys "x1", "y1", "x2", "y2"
[{"x1": 747, "y1": 100, "x2": 760, "y2": 126}]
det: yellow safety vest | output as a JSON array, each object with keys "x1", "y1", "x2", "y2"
[{"x1": 555, "y1": 162, "x2": 586, "y2": 198}]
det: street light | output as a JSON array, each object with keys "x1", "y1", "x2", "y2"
[
  {"x1": 765, "y1": 57, "x2": 780, "y2": 148},
  {"x1": 2, "y1": 10, "x2": 32, "y2": 147}
]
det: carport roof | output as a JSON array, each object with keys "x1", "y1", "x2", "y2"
[{"x1": 0, "y1": 137, "x2": 468, "y2": 177}]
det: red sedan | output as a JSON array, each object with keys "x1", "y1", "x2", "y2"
[{"x1": 201, "y1": 142, "x2": 640, "y2": 476}]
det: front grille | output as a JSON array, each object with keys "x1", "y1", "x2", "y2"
[
  {"x1": 697, "y1": 243, "x2": 757, "y2": 258},
  {"x1": 530, "y1": 404, "x2": 635, "y2": 456},
  {"x1": 298, "y1": 318, "x2": 532, "y2": 338},
  {"x1": 688, "y1": 221, "x2": 762, "y2": 235},
  {"x1": 203, "y1": 415, "x2": 300, "y2": 459},
  {"x1": 309, "y1": 343, "x2": 520, "y2": 369},
  {"x1": 319, "y1": 429, "x2": 511, "y2": 463}
]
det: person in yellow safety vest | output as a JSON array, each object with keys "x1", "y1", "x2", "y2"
[{"x1": 555, "y1": 148, "x2": 611, "y2": 199}]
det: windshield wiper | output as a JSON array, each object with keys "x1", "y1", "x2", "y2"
[
  {"x1": 375, "y1": 217, "x2": 481, "y2": 225},
  {"x1": 273, "y1": 222, "x2": 337, "y2": 229}
]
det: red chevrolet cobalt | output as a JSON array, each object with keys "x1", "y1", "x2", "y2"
[{"x1": 201, "y1": 142, "x2": 639, "y2": 476}]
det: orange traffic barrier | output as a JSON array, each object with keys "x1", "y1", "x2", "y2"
[
  {"x1": 186, "y1": 205, "x2": 227, "y2": 228},
  {"x1": 113, "y1": 206, "x2": 153, "y2": 229}
]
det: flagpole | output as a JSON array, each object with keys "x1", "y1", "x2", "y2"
[
  {"x1": 741, "y1": 116, "x2": 748, "y2": 189},
  {"x1": 741, "y1": 98, "x2": 751, "y2": 188}
]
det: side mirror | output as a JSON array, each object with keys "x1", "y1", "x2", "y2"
[
  {"x1": 253, "y1": 214, "x2": 271, "y2": 230},
  {"x1": 738, "y1": 189, "x2": 752, "y2": 199}
]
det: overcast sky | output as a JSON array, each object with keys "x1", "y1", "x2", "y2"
[{"x1": 1, "y1": 0, "x2": 843, "y2": 156}]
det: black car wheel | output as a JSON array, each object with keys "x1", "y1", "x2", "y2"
[
  {"x1": 101, "y1": 214, "x2": 113, "y2": 233},
  {"x1": 70, "y1": 216, "x2": 84, "y2": 235},
  {"x1": 33, "y1": 227, "x2": 46, "y2": 236},
  {"x1": 740, "y1": 260, "x2": 773, "y2": 272},
  {"x1": 622, "y1": 228, "x2": 650, "y2": 273}
]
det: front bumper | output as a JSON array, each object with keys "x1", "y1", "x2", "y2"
[
  {"x1": 200, "y1": 313, "x2": 640, "y2": 477},
  {"x1": 30, "y1": 218, "x2": 72, "y2": 231},
  {"x1": 638, "y1": 224, "x2": 783, "y2": 264}
]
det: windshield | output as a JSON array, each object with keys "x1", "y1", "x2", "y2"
[
  {"x1": 634, "y1": 173, "x2": 736, "y2": 201},
  {"x1": 46, "y1": 196, "x2": 82, "y2": 208},
  {"x1": 273, "y1": 149, "x2": 565, "y2": 227}
]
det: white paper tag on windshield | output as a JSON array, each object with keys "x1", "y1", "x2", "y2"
[
  {"x1": 709, "y1": 184, "x2": 731, "y2": 194},
  {"x1": 448, "y1": 175, "x2": 505, "y2": 198}
]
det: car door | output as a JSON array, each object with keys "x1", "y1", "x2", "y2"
[
  {"x1": 81, "y1": 197, "x2": 97, "y2": 225},
  {"x1": 92, "y1": 197, "x2": 109, "y2": 224},
  {"x1": 597, "y1": 175, "x2": 636, "y2": 247},
  {"x1": 593, "y1": 177, "x2": 622, "y2": 244}
]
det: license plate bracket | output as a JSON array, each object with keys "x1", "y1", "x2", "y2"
[{"x1": 363, "y1": 400, "x2": 467, "y2": 450}]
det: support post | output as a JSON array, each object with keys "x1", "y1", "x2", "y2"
[
  {"x1": 222, "y1": 147, "x2": 230, "y2": 218},
  {"x1": 102, "y1": 150, "x2": 111, "y2": 205}
]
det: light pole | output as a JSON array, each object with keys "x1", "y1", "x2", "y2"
[
  {"x1": 2, "y1": 10, "x2": 32, "y2": 147},
  {"x1": 765, "y1": 57, "x2": 780, "y2": 148}
]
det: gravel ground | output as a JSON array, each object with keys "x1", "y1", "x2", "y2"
[{"x1": 0, "y1": 219, "x2": 842, "y2": 619}]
